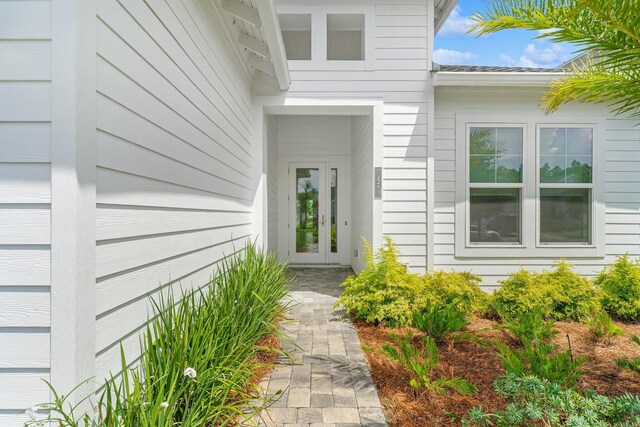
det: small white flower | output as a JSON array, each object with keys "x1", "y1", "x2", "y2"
[
  {"x1": 160, "y1": 401, "x2": 169, "y2": 409},
  {"x1": 183, "y1": 367, "x2": 197, "y2": 378},
  {"x1": 26, "y1": 406, "x2": 38, "y2": 421}
]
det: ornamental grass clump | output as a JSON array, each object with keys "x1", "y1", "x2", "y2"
[
  {"x1": 596, "y1": 254, "x2": 640, "y2": 321},
  {"x1": 26, "y1": 242, "x2": 290, "y2": 427}
]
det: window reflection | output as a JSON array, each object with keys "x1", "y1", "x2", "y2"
[
  {"x1": 296, "y1": 168, "x2": 319, "y2": 253},
  {"x1": 540, "y1": 188, "x2": 591, "y2": 244},
  {"x1": 330, "y1": 168, "x2": 338, "y2": 253},
  {"x1": 470, "y1": 188, "x2": 521, "y2": 244},
  {"x1": 470, "y1": 127, "x2": 523, "y2": 183},
  {"x1": 540, "y1": 128, "x2": 593, "y2": 183}
]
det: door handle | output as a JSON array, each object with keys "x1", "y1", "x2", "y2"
[{"x1": 320, "y1": 215, "x2": 325, "y2": 226}]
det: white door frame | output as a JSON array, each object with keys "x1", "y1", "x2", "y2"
[
  {"x1": 288, "y1": 162, "x2": 327, "y2": 264},
  {"x1": 279, "y1": 156, "x2": 351, "y2": 265}
]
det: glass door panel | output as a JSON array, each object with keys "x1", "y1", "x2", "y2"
[
  {"x1": 290, "y1": 163, "x2": 326, "y2": 263},
  {"x1": 330, "y1": 168, "x2": 338, "y2": 253},
  {"x1": 296, "y1": 168, "x2": 320, "y2": 253}
]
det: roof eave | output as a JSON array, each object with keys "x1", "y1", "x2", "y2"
[
  {"x1": 435, "y1": 0, "x2": 458, "y2": 33},
  {"x1": 433, "y1": 71, "x2": 566, "y2": 87},
  {"x1": 254, "y1": 0, "x2": 291, "y2": 91}
]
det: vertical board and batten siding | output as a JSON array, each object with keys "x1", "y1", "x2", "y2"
[
  {"x1": 0, "y1": 0, "x2": 52, "y2": 423},
  {"x1": 277, "y1": 1, "x2": 429, "y2": 271},
  {"x1": 434, "y1": 87, "x2": 640, "y2": 289},
  {"x1": 94, "y1": 0, "x2": 255, "y2": 380},
  {"x1": 267, "y1": 117, "x2": 279, "y2": 251},
  {"x1": 351, "y1": 116, "x2": 374, "y2": 272}
]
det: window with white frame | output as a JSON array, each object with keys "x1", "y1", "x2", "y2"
[
  {"x1": 538, "y1": 127, "x2": 593, "y2": 245},
  {"x1": 276, "y1": 5, "x2": 374, "y2": 70},
  {"x1": 468, "y1": 126, "x2": 524, "y2": 245},
  {"x1": 455, "y1": 116, "x2": 603, "y2": 258}
]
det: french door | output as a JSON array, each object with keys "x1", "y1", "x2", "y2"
[{"x1": 289, "y1": 163, "x2": 340, "y2": 264}]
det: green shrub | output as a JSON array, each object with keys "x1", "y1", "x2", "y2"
[
  {"x1": 463, "y1": 373, "x2": 640, "y2": 427},
  {"x1": 541, "y1": 260, "x2": 601, "y2": 320},
  {"x1": 338, "y1": 237, "x2": 429, "y2": 326},
  {"x1": 423, "y1": 270, "x2": 489, "y2": 315},
  {"x1": 586, "y1": 311, "x2": 623, "y2": 340},
  {"x1": 596, "y1": 254, "x2": 640, "y2": 321},
  {"x1": 412, "y1": 303, "x2": 468, "y2": 341},
  {"x1": 26, "y1": 242, "x2": 290, "y2": 427},
  {"x1": 499, "y1": 311, "x2": 558, "y2": 345},
  {"x1": 381, "y1": 330, "x2": 477, "y2": 396},
  {"x1": 492, "y1": 261, "x2": 600, "y2": 321},
  {"x1": 616, "y1": 335, "x2": 640, "y2": 376},
  {"x1": 495, "y1": 338, "x2": 586, "y2": 388},
  {"x1": 492, "y1": 269, "x2": 557, "y2": 319}
]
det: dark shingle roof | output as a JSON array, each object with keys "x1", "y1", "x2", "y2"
[{"x1": 438, "y1": 64, "x2": 562, "y2": 73}]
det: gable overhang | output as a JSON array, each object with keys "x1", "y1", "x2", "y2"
[
  {"x1": 254, "y1": 0, "x2": 291, "y2": 91},
  {"x1": 217, "y1": 0, "x2": 291, "y2": 91},
  {"x1": 435, "y1": 0, "x2": 458, "y2": 33},
  {"x1": 433, "y1": 71, "x2": 566, "y2": 87}
]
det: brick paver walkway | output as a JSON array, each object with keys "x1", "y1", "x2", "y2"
[{"x1": 252, "y1": 267, "x2": 387, "y2": 427}]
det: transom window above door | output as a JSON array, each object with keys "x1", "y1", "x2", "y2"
[{"x1": 455, "y1": 116, "x2": 605, "y2": 258}]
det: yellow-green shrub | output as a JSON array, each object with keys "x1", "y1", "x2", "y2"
[
  {"x1": 492, "y1": 269, "x2": 558, "y2": 318},
  {"x1": 422, "y1": 270, "x2": 489, "y2": 314},
  {"x1": 492, "y1": 261, "x2": 600, "y2": 320},
  {"x1": 595, "y1": 254, "x2": 640, "y2": 321},
  {"x1": 338, "y1": 237, "x2": 429, "y2": 326},
  {"x1": 541, "y1": 260, "x2": 601, "y2": 320}
]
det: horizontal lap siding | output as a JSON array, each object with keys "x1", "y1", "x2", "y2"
[
  {"x1": 434, "y1": 87, "x2": 640, "y2": 289},
  {"x1": 281, "y1": 2, "x2": 429, "y2": 271},
  {"x1": 0, "y1": 1, "x2": 52, "y2": 423},
  {"x1": 95, "y1": 0, "x2": 254, "y2": 380}
]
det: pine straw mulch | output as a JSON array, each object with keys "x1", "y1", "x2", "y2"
[{"x1": 354, "y1": 317, "x2": 640, "y2": 427}]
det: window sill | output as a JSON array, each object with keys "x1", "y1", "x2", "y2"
[{"x1": 455, "y1": 244, "x2": 605, "y2": 259}]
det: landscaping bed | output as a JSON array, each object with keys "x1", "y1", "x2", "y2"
[
  {"x1": 355, "y1": 318, "x2": 640, "y2": 427},
  {"x1": 339, "y1": 238, "x2": 640, "y2": 426}
]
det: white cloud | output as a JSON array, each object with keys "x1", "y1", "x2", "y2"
[
  {"x1": 499, "y1": 53, "x2": 516, "y2": 66},
  {"x1": 438, "y1": 6, "x2": 474, "y2": 36},
  {"x1": 433, "y1": 48, "x2": 478, "y2": 65},
  {"x1": 537, "y1": 28, "x2": 557, "y2": 36},
  {"x1": 515, "y1": 42, "x2": 571, "y2": 68}
]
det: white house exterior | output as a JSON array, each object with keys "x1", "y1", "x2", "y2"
[{"x1": 0, "y1": 0, "x2": 638, "y2": 423}]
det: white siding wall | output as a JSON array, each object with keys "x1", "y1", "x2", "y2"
[
  {"x1": 434, "y1": 86, "x2": 640, "y2": 289},
  {"x1": 278, "y1": 115, "x2": 351, "y2": 156},
  {"x1": 0, "y1": 1, "x2": 52, "y2": 423},
  {"x1": 276, "y1": 0, "x2": 430, "y2": 271},
  {"x1": 351, "y1": 116, "x2": 374, "y2": 272},
  {"x1": 267, "y1": 117, "x2": 279, "y2": 251},
  {"x1": 94, "y1": 0, "x2": 255, "y2": 380}
]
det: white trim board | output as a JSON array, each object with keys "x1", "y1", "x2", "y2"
[
  {"x1": 50, "y1": 0, "x2": 98, "y2": 410},
  {"x1": 434, "y1": 71, "x2": 566, "y2": 87}
]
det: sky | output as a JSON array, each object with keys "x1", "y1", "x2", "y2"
[{"x1": 434, "y1": 0, "x2": 577, "y2": 68}]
